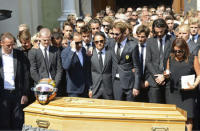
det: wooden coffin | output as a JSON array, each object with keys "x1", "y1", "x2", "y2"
[{"x1": 24, "y1": 97, "x2": 187, "y2": 131}]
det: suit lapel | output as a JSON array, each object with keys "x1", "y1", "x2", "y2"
[
  {"x1": 93, "y1": 49, "x2": 102, "y2": 72},
  {"x1": 13, "y1": 49, "x2": 17, "y2": 79},
  {"x1": 164, "y1": 35, "x2": 171, "y2": 56},
  {"x1": 0, "y1": 50, "x2": 3, "y2": 80},
  {"x1": 120, "y1": 40, "x2": 129, "y2": 61},
  {"x1": 48, "y1": 46, "x2": 53, "y2": 68},
  {"x1": 102, "y1": 50, "x2": 108, "y2": 72},
  {"x1": 81, "y1": 48, "x2": 85, "y2": 67},
  {"x1": 154, "y1": 38, "x2": 160, "y2": 53}
]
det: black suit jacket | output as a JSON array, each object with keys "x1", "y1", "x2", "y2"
[
  {"x1": 89, "y1": 47, "x2": 113, "y2": 96},
  {"x1": 146, "y1": 35, "x2": 175, "y2": 87},
  {"x1": 28, "y1": 46, "x2": 63, "y2": 88},
  {"x1": 111, "y1": 38, "x2": 141, "y2": 90},
  {"x1": 61, "y1": 47, "x2": 91, "y2": 94},
  {"x1": 0, "y1": 49, "x2": 29, "y2": 96}
]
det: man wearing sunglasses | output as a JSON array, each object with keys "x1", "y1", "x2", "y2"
[
  {"x1": 61, "y1": 32, "x2": 91, "y2": 97},
  {"x1": 111, "y1": 21, "x2": 141, "y2": 101},
  {"x1": 88, "y1": 32, "x2": 113, "y2": 99}
]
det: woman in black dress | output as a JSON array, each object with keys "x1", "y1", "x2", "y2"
[{"x1": 165, "y1": 38, "x2": 200, "y2": 131}]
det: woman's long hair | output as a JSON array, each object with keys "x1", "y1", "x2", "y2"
[{"x1": 170, "y1": 38, "x2": 190, "y2": 62}]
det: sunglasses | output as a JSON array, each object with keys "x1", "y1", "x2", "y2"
[
  {"x1": 34, "y1": 40, "x2": 40, "y2": 43},
  {"x1": 75, "y1": 41, "x2": 82, "y2": 45},
  {"x1": 94, "y1": 40, "x2": 104, "y2": 44},
  {"x1": 173, "y1": 50, "x2": 184, "y2": 54},
  {"x1": 102, "y1": 25, "x2": 109, "y2": 28},
  {"x1": 113, "y1": 33, "x2": 121, "y2": 36}
]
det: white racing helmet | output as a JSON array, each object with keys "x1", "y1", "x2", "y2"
[{"x1": 32, "y1": 78, "x2": 57, "y2": 105}]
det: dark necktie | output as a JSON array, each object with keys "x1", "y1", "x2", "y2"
[
  {"x1": 44, "y1": 48, "x2": 50, "y2": 77},
  {"x1": 116, "y1": 43, "x2": 121, "y2": 59},
  {"x1": 159, "y1": 38, "x2": 164, "y2": 71},
  {"x1": 98, "y1": 51, "x2": 103, "y2": 71},
  {"x1": 192, "y1": 36, "x2": 195, "y2": 42},
  {"x1": 140, "y1": 45, "x2": 144, "y2": 75}
]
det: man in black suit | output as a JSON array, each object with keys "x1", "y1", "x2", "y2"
[
  {"x1": 135, "y1": 25, "x2": 151, "y2": 102},
  {"x1": 111, "y1": 21, "x2": 141, "y2": 101},
  {"x1": 61, "y1": 32, "x2": 90, "y2": 97},
  {"x1": 28, "y1": 28, "x2": 63, "y2": 89},
  {"x1": 146, "y1": 18, "x2": 175, "y2": 103},
  {"x1": 0, "y1": 32, "x2": 29, "y2": 130},
  {"x1": 89, "y1": 32, "x2": 113, "y2": 99}
]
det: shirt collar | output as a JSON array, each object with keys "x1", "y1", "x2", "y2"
[
  {"x1": 83, "y1": 41, "x2": 92, "y2": 47},
  {"x1": 2, "y1": 48, "x2": 13, "y2": 56},
  {"x1": 120, "y1": 37, "x2": 127, "y2": 47},
  {"x1": 96, "y1": 47, "x2": 106, "y2": 54},
  {"x1": 158, "y1": 35, "x2": 166, "y2": 41},
  {"x1": 138, "y1": 42, "x2": 146, "y2": 47},
  {"x1": 40, "y1": 44, "x2": 49, "y2": 51},
  {"x1": 190, "y1": 34, "x2": 198, "y2": 39}
]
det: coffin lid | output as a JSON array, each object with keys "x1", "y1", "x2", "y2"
[{"x1": 24, "y1": 97, "x2": 187, "y2": 121}]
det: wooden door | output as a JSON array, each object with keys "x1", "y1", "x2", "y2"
[{"x1": 92, "y1": 0, "x2": 116, "y2": 17}]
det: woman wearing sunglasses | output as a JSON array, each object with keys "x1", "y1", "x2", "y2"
[{"x1": 165, "y1": 38, "x2": 200, "y2": 131}]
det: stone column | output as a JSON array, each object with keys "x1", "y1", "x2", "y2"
[{"x1": 57, "y1": 0, "x2": 76, "y2": 29}]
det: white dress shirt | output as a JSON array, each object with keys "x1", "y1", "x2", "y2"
[
  {"x1": 96, "y1": 48, "x2": 106, "y2": 66},
  {"x1": 114, "y1": 38, "x2": 127, "y2": 78},
  {"x1": 71, "y1": 48, "x2": 83, "y2": 66},
  {"x1": 2, "y1": 49, "x2": 15, "y2": 90},
  {"x1": 40, "y1": 44, "x2": 50, "y2": 60},
  {"x1": 189, "y1": 34, "x2": 199, "y2": 43},
  {"x1": 39, "y1": 44, "x2": 52, "y2": 78},
  {"x1": 115, "y1": 38, "x2": 127, "y2": 55}
]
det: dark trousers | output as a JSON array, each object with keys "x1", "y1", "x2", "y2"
[
  {"x1": 68, "y1": 86, "x2": 89, "y2": 98},
  {"x1": 148, "y1": 86, "x2": 165, "y2": 103},
  {"x1": 0, "y1": 91, "x2": 24, "y2": 130},
  {"x1": 92, "y1": 83, "x2": 113, "y2": 100},
  {"x1": 113, "y1": 79, "x2": 135, "y2": 101}
]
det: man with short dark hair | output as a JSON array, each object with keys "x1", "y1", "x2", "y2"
[
  {"x1": 61, "y1": 32, "x2": 91, "y2": 97},
  {"x1": 88, "y1": 18, "x2": 101, "y2": 37},
  {"x1": 75, "y1": 19, "x2": 85, "y2": 33},
  {"x1": 89, "y1": 32, "x2": 113, "y2": 99},
  {"x1": 135, "y1": 25, "x2": 150, "y2": 102}
]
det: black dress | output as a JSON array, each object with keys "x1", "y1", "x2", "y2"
[{"x1": 166, "y1": 55, "x2": 197, "y2": 118}]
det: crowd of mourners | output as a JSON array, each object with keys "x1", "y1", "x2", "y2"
[{"x1": 1, "y1": 4, "x2": 200, "y2": 131}]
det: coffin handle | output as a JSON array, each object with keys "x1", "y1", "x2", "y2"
[
  {"x1": 36, "y1": 119, "x2": 50, "y2": 128},
  {"x1": 152, "y1": 126, "x2": 169, "y2": 131}
]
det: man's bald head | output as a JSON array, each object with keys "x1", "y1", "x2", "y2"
[
  {"x1": 39, "y1": 28, "x2": 51, "y2": 47},
  {"x1": 39, "y1": 28, "x2": 51, "y2": 37}
]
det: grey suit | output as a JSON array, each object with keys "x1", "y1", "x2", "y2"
[
  {"x1": 28, "y1": 46, "x2": 63, "y2": 88},
  {"x1": 187, "y1": 40, "x2": 200, "y2": 56},
  {"x1": 90, "y1": 48, "x2": 113, "y2": 99},
  {"x1": 111, "y1": 38, "x2": 141, "y2": 101},
  {"x1": 146, "y1": 35, "x2": 174, "y2": 103}
]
